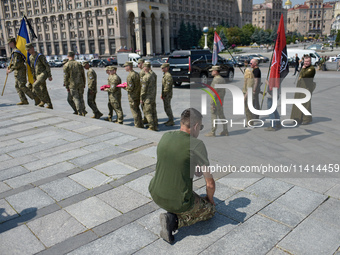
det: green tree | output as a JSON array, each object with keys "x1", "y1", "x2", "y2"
[
  {"x1": 227, "y1": 27, "x2": 242, "y2": 45},
  {"x1": 336, "y1": 30, "x2": 340, "y2": 46},
  {"x1": 219, "y1": 29, "x2": 228, "y2": 48},
  {"x1": 177, "y1": 21, "x2": 189, "y2": 49}
]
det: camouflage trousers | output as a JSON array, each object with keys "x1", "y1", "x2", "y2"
[
  {"x1": 128, "y1": 96, "x2": 143, "y2": 128},
  {"x1": 108, "y1": 93, "x2": 123, "y2": 123},
  {"x1": 143, "y1": 100, "x2": 157, "y2": 129},
  {"x1": 14, "y1": 70, "x2": 36, "y2": 102},
  {"x1": 67, "y1": 91, "x2": 77, "y2": 114},
  {"x1": 87, "y1": 90, "x2": 101, "y2": 115},
  {"x1": 211, "y1": 104, "x2": 228, "y2": 133},
  {"x1": 176, "y1": 192, "x2": 216, "y2": 229},
  {"x1": 33, "y1": 75, "x2": 52, "y2": 105},
  {"x1": 70, "y1": 88, "x2": 86, "y2": 115},
  {"x1": 163, "y1": 96, "x2": 173, "y2": 122}
]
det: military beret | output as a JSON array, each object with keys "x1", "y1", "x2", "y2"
[
  {"x1": 161, "y1": 63, "x2": 170, "y2": 68},
  {"x1": 25, "y1": 43, "x2": 34, "y2": 50},
  {"x1": 123, "y1": 61, "x2": 133, "y2": 67},
  {"x1": 143, "y1": 62, "x2": 151, "y2": 68},
  {"x1": 209, "y1": 65, "x2": 221, "y2": 72},
  {"x1": 138, "y1": 59, "x2": 145, "y2": 64},
  {"x1": 68, "y1": 51, "x2": 75, "y2": 57},
  {"x1": 82, "y1": 61, "x2": 89, "y2": 67},
  {"x1": 7, "y1": 37, "x2": 16, "y2": 44}
]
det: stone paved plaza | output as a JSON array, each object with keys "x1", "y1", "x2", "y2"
[{"x1": 0, "y1": 64, "x2": 340, "y2": 255}]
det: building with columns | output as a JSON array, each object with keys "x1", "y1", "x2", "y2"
[
  {"x1": 252, "y1": 0, "x2": 287, "y2": 31},
  {"x1": 0, "y1": 0, "x2": 170, "y2": 57},
  {"x1": 286, "y1": 0, "x2": 335, "y2": 37}
]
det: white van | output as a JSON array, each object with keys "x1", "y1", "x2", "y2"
[
  {"x1": 117, "y1": 53, "x2": 141, "y2": 67},
  {"x1": 287, "y1": 49, "x2": 320, "y2": 66}
]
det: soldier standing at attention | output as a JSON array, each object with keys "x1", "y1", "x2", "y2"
[
  {"x1": 141, "y1": 62, "x2": 158, "y2": 131},
  {"x1": 25, "y1": 43, "x2": 53, "y2": 109},
  {"x1": 205, "y1": 66, "x2": 229, "y2": 137},
  {"x1": 104, "y1": 66, "x2": 123, "y2": 124},
  {"x1": 6, "y1": 38, "x2": 40, "y2": 105},
  {"x1": 104, "y1": 67, "x2": 113, "y2": 122},
  {"x1": 161, "y1": 63, "x2": 174, "y2": 126},
  {"x1": 123, "y1": 61, "x2": 143, "y2": 128},
  {"x1": 290, "y1": 55, "x2": 316, "y2": 125},
  {"x1": 138, "y1": 59, "x2": 148, "y2": 124},
  {"x1": 149, "y1": 63, "x2": 158, "y2": 128},
  {"x1": 63, "y1": 51, "x2": 86, "y2": 116},
  {"x1": 83, "y1": 61, "x2": 102, "y2": 119}
]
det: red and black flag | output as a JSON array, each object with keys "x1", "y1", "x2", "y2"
[
  {"x1": 212, "y1": 31, "x2": 225, "y2": 65},
  {"x1": 269, "y1": 14, "x2": 289, "y2": 90}
]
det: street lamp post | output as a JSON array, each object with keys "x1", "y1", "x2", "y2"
[{"x1": 203, "y1": 26, "x2": 209, "y2": 50}]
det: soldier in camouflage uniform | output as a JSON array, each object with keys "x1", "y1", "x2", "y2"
[
  {"x1": 123, "y1": 61, "x2": 143, "y2": 128},
  {"x1": 6, "y1": 38, "x2": 40, "y2": 105},
  {"x1": 62, "y1": 59, "x2": 78, "y2": 114},
  {"x1": 161, "y1": 63, "x2": 174, "y2": 126},
  {"x1": 25, "y1": 43, "x2": 53, "y2": 109},
  {"x1": 63, "y1": 51, "x2": 86, "y2": 116},
  {"x1": 205, "y1": 66, "x2": 229, "y2": 137},
  {"x1": 138, "y1": 59, "x2": 148, "y2": 124},
  {"x1": 83, "y1": 61, "x2": 102, "y2": 119},
  {"x1": 141, "y1": 62, "x2": 158, "y2": 131},
  {"x1": 104, "y1": 66, "x2": 123, "y2": 124}
]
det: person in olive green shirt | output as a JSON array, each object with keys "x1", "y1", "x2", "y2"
[
  {"x1": 290, "y1": 55, "x2": 316, "y2": 125},
  {"x1": 149, "y1": 108, "x2": 216, "y2": 244},
  {"x1": 26, "y1": 43, "x2": 53, "y2": 109},
  {"x1": 83, "y1": 61, "x2": 102, "y2": 119}
]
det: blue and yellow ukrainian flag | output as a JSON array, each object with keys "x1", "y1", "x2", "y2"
[{"x1": 16, "y1": 18, "x2": 34, "y2": 84}]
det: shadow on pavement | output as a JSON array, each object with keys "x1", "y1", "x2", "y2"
[
  {"x1": 0, "y1": 207, "x2": 37, "y2": 234},
  {"x1": 288, "y1": 129, "x2": 323, "y2": 141},
  {"x1": 309, "y1": 116, "x2": 332, "y2": 124},
  {"x1": 0, "y1": 103, "x2": 15, "y2": 108},
  {"x1": 173, "y1": 197, "x2": 250, "y2": 243}
]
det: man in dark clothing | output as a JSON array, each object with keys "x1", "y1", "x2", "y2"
[
  {"x1": 149, "y1": 108, "x2": 216, "y2": 244},
  {"x1": 250, "y1": 59, "x2": 261, "y2": 119},
  {"x1": 293, "y1": 53, "x2": 300, "y2": 76}
]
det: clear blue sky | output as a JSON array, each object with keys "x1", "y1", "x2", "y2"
[{"x1": 253, "y1": 0, "x2": 307, "y2": 5}]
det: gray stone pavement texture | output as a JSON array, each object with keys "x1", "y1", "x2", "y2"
[{"x1": 0, "y1": 65, "x2": 339, "y2": 255}]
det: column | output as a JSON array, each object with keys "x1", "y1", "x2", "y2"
[
  {"x1": 126, "y1": 17, "x2": 131, "y2": 50},
  {"x1": 92, "y1": 11, "x2": 99, "y2": 54},
  {"x1": 50, "y1": 19, "x2": 56, "y2": 55},
  {"x1": 135, "y1": 17, "x2": 143, "y2": 55},
  {"x1": 56, "y1": 19, "x2": 63, "y2": 55},
  {"x1": 145, "y1": 17, "x2": 153, "y2": 55},
  {"x1": 164, "y1": 19, "x2": 170, "y2": 54},
  {"x1": 155, "y1": 17, "x2": 162, "y2": 54},
  {"x1": 83, "y1": 14, "x2": 90, "y2": 54},
  {"x1": 103, "y1": 14, "x2": 110, "y2": 55},
  {"x1": 65, "y1": 18, "x2": 71, "y2": 52}
]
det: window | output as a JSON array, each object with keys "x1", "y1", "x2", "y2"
[
  {"x1": 38, "y1": 34, "x2": 43, "y2": 40},
  {"x1": 35, "y1": 9, "x2": 40, "y2": 14},
  {"x1": 37, "y1": 25, "x2": 41, "y2": 31},
  {"x1": 62, "y1": 32, "x2": 66, "y2": 39},
  {"x1": 45, "y1": 25, "x2": 49, "y2": 30},
  {"x1": 79, "y1": 31, "x2": 84, "y2": 38},
  {"x1": 85, "y1": 1, "x2": 91, "y2": 7},
  {"x1": 106, "y1": 0, "x2": 113, "y2": 4},
  {"x1": 78, "y1": 21, "x2": 83, "y2": 28},
  {"x1": 53, "y1": 33, "x2": 58, "y2": 39},
  {"x1": 76, "y1": 2, "x2": 81, "y2": 8},
  {"x1": 70, "y1": 32, "x2": 75, "y2": 39},
  {"x1": 88, "y1": 19, "x2": 93, "y2": 27},
  {"x1": 50, "y1": 7, "x2": 55, "y2": 12},
  {"x1": 46, "y1": 34, "x2": 50, "y2": 40},
  {"x1": 76, "y1": 13, "x2": 82, "y2": 18},
  {"x1": 89, "y1": 30, "x2": 94, "y2": 37},
  {"x1": 53, "y1": 24, "x2": 57, "y2": 29},
  {"x1": 98, "y1": 29, "x2": 104, "y2": 36},
  {"x1": 98, "y1": 20, "x2": 103, "y2": 26},
  {"x1": 34, "y1": 1, "x2": 38, "y2": 6},
  {"x1": 108, "y1": 18, "x2": 114, "y2": 25},
  {"x1": 109, "y1": 28, "x2": 114, "y2": 35}
]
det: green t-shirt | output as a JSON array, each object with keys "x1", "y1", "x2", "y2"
[{"x1": 148, "y1": 131, "x2": 209, "y2": 213}]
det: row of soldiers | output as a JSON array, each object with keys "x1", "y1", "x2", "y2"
[
  {"x1": 6, "y1": 38, "x2": 53, "y2": 109},
  {"x1": 63, "y1": 52, "x2": 174, "y2": 131}
]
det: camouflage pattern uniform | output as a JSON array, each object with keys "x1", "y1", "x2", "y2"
[
  {"x1": 125, "y1": 69, "x2": 143, "y2": 128},
  {"x1": 141, "y1": 71, "x2": 157, "y2": 130},
  {"x1": 107, "y1": 71, "x2": 123, "y2": 123},
  {"x1": 150, "y1": 69, "x2": 158, "y2": 126},
  {"x1": 9, "y1": 48, "x2": 36, "y2": 103},
  {"x1": 176, "y1": 192, "x2": 216, "y2": 229},
  {"x1": 29, "y1": 52, "x2": 53, "y2": 107},
  {"x1": 86, "y1": 67, "x2": 102, "y2": 117},
  {"x1": 139, "y1": 67, "x2": 147, "y2": 123},
  {"x1": 62, "y1": 59, "x2": 77, "y2": 114},
  {"x1": 210, "y1": 74, "x2": 228, "y2": 135},
  {"x1": 64, "y1": 59, "x2": 86, "y2": 116},
  {"x1": 162, "y1": 71, "x2": 174, "y2": 124},
  {"x1": 290, "y1": 65, "x2": 316, "y2": 124}
]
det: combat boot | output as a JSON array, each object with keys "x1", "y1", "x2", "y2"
[
  {"x1": 165, "y1": 120, "x2": 175, "y2": 126},
  {"x1": 17, "y1": 100, "x2": 29, "y2": 105},
  {"x1": 205, "y1": 132, "x2": 216, "y2": 137},
  {"x1": 34, "y1": 96, "x2": 41, "y2": 106},
  {"x1": 46, "y1": 104, "x2": 53, "y2": 109},
  {"x1": 220, "y1": 130, "x2": 229, "y2": 136},
  {"x1": 147, "y1": 127, "x2": 157, "y2": 131},
  {"x1": 104, "y1": 116, "x2": 112, "y2": 122},
  {"x1": 159, "y1": 213, "x2": 178, "y2": 244},
  {"x1": 95, "y1": 112, "x2": 103, "y2": 119},
  {"x1": 143, "y1": 118, "x2": 148, "y2": 124},
  {"x1": 38, "y1": 101, "x2": 45, "y2": 107}
]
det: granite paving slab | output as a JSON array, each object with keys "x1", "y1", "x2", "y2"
[
  {"x1": 0, "y1": 182, "x2": 11, "y2": 193},
  {"x1": 69, "y1": 169, "x2": 113, "y2": 189},
  {"x1": 115, "y1": 153, "x2": 157, "y2": 169},
  {"x1": 64, "y1": 197, "x2": 121, "y2": 229},
  {"x1": 93, "y1": 160, "x2": 137, "y2": 176},
  {"x1": 217, "y1": 172, "x2": 263, "y2": 190},
  {"x1": 0, "y1": 199, "x2": 18, "y2": 223},
  {"x1": 97, "y1": 185, "x2": 151, "y2": 213},
  {"x1": 27, "y1": 209, "x2": 87, "y2": 247},
  {"x1": 124, "y1": 174, "x2": 153, "y2": 198},
  {"x1": 0, "y1": 166, "x2": 29, "y2": 182}
]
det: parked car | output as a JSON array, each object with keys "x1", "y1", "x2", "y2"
[
  {"x1": 254, "y1": 54, "x2": 269, "y2": 63},
  {"x1": 247, "y1": 54, "x2": 262, "y2": 63},
  {"x1": 227, "y1": 58, "x2": 244, "y2": 67},
  {"x1": 0, "y1": 61, "x2": 7, "y2": 68},
  {"x1": 149, "y1": 59, "x2": 163, "y2": 67},
  {"x1": 48, "y1": 60, "x2": 56, "y2": 67},
  {"x1": 90, "y1": 59, "x2": 114, "y2": 67},
  {"x1": 168, "y1": 49, "x2": 234, "y2": 86},
  {"x1": 234, "y1": 55, "x2": 252, "y2": 64}
]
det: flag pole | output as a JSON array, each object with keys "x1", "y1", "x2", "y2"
[
  {"x1": 1, "y1": 57, "x2": 13, "y2": 96},
  {"x1": 226, "y1": 47, "x2": 244, "y2": 75},
  {"x1": 260, "y1": 36, "x2": 277, "y2": 109}
]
